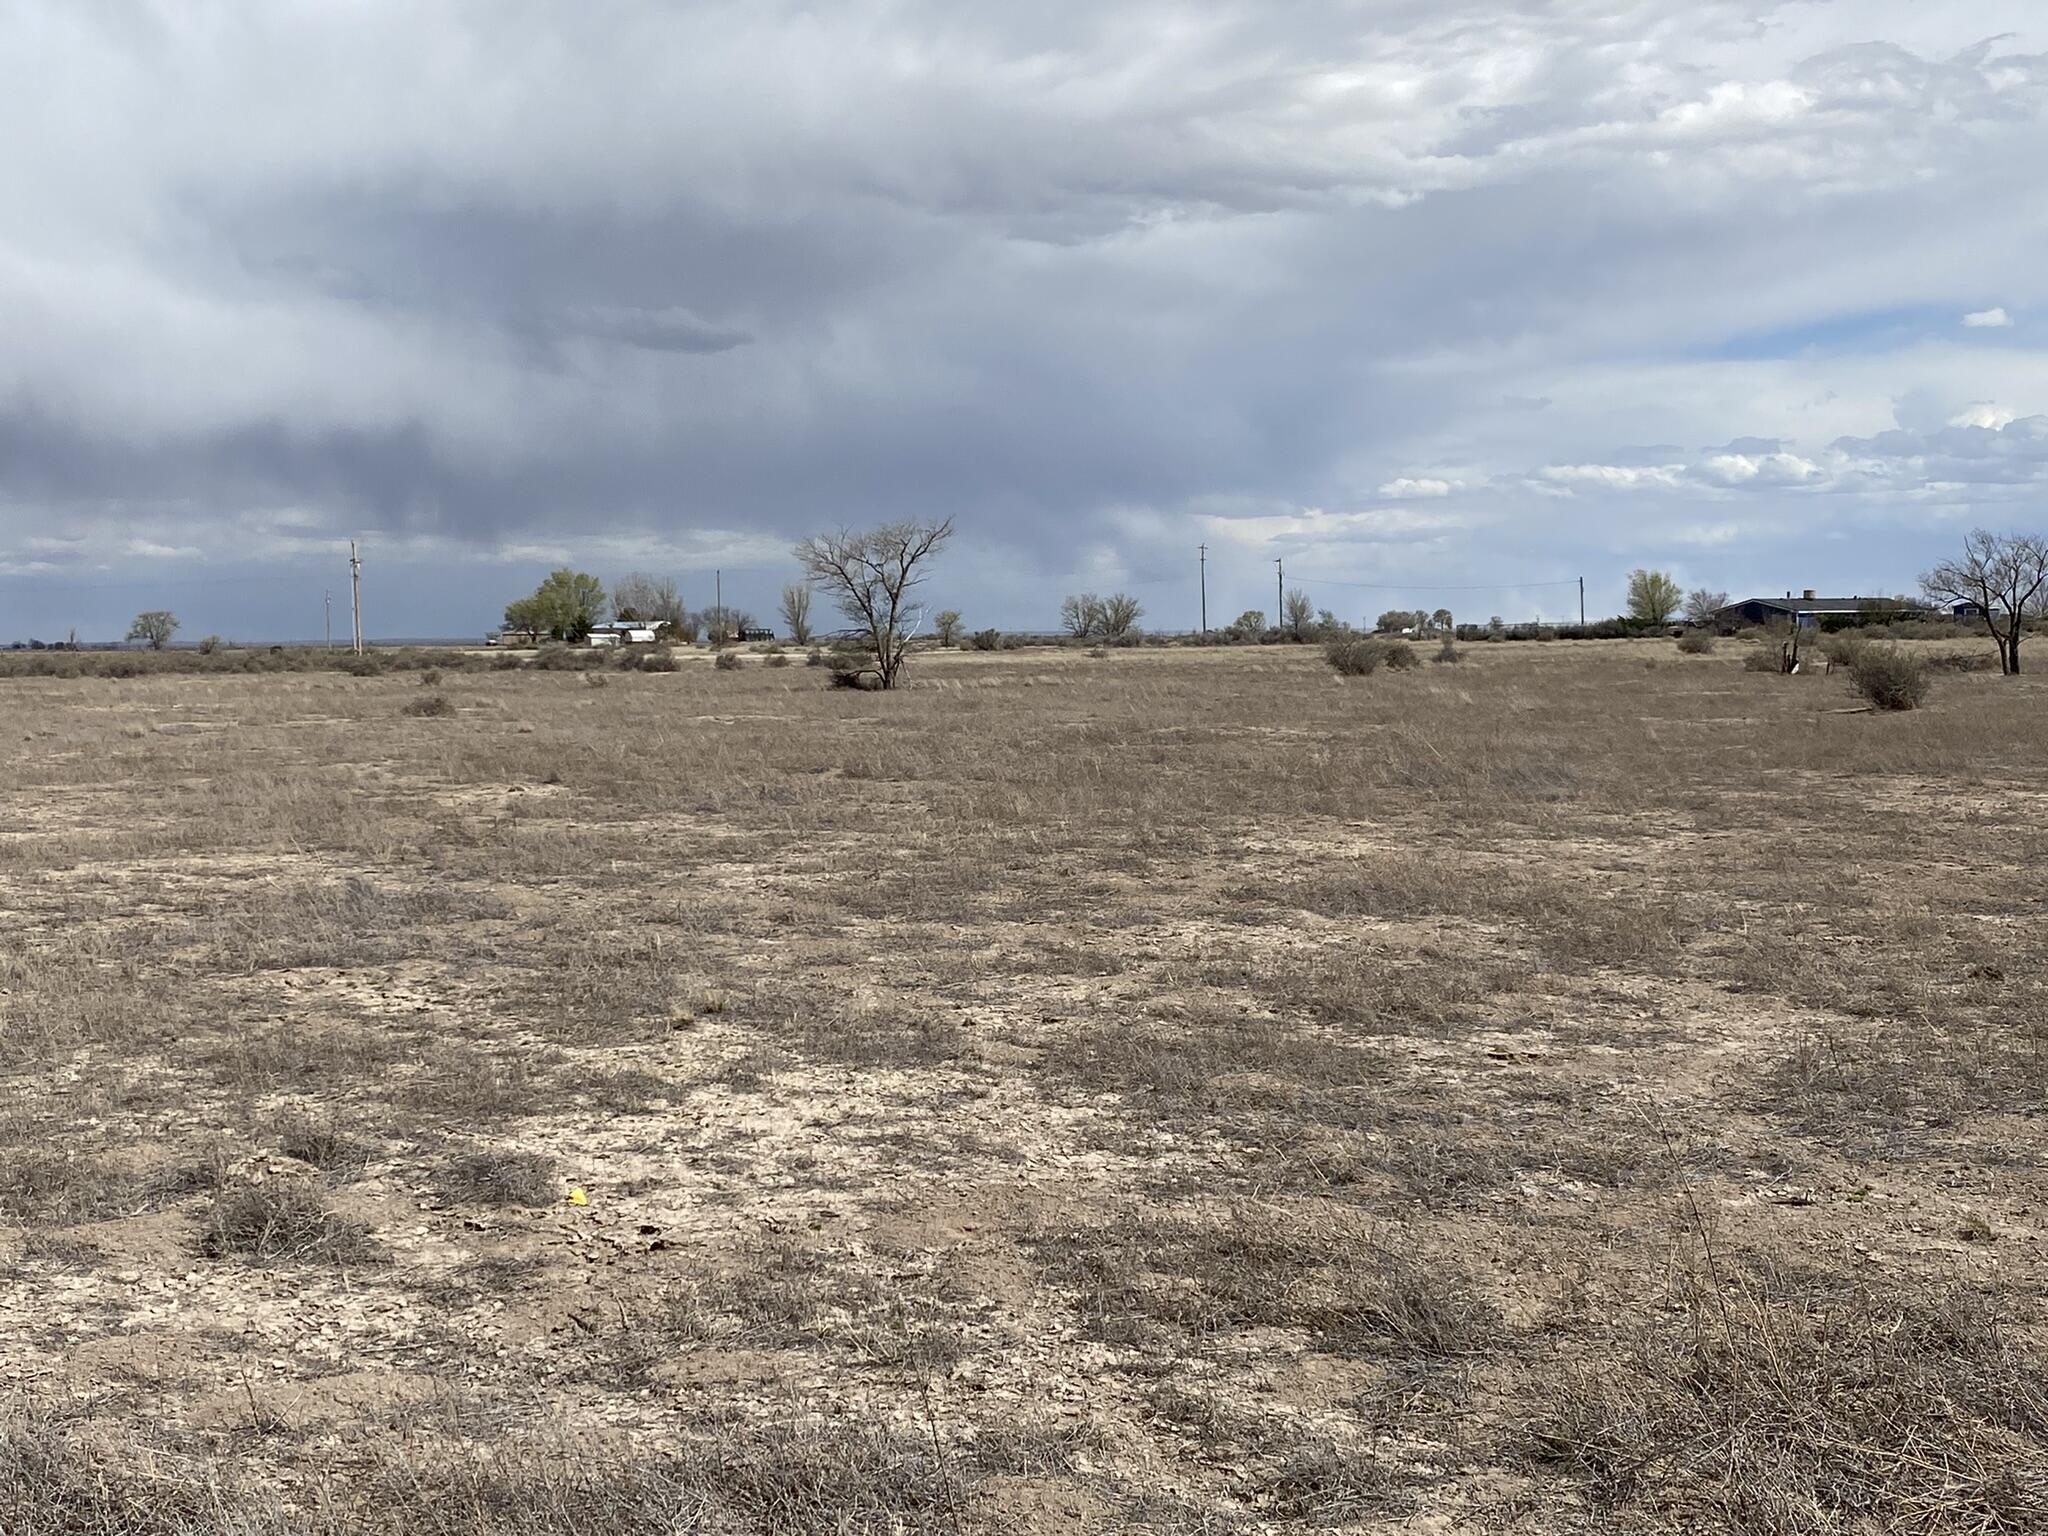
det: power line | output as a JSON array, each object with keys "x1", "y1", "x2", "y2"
[{"x1": 1291, "y1": 574, "x2": 1583, "y2": 594}]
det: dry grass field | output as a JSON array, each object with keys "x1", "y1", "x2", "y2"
[{"x1": 3, "y1": 637, "x2": 2045, "y2": 1533}]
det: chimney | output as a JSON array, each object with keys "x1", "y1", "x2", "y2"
[{"x1": 1803, "y1": 589, "x2": 1816, "y2": 601}]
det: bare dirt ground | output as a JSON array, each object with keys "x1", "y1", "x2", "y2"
[{"x1": 3, "y1": 638, "x2": 2045, "y2": 1533}]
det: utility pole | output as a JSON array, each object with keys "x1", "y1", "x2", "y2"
[
  {"x1": 1275, "y1": 557, "x2": 1283, "y2": 629},
  {"x1": 324, "y1": 590, "x2": 332, "y2": 649},
  {"x1": 349, "y1": 541, "x2": 363, "y2": 655},
  {"x1": 1198, "y1": 544, "x2": 1208, "y2": 636},
  {"x1": 715, "y1": 568, "x2": 722, "y2": 627},
  {"x1": 1578, "y1": 576, "x2": 1585, "y2": 628}
]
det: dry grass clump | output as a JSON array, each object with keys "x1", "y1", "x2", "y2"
[
  {"x1": 270, "y1": 1112, "x2": 369, "y2": 1174},
  {"x1": 440, "y1": 1148, "x2": 560, "y2": 1208},
  {"x1": 196, "y1": 1179, "x2": 378, "y2": 1264},
  {"x1": 714, "y1": 649, "x2": 742, "y2": 672},
  {"x1": 1531, "y1": 1268, "x2": 2048, "y2": 1533},
  {"x1": 1032, "y1": 1205, "x2": 1496, "y2": 1358},
  {"x1": 0, "y1": 1412, "x2": 989, "y2": 1536},
  {"x1": 403, "y1": 692, "x2": 457, "y2": 717},
  {"x1": 0, "y1": 1152, "x2": 137, "y2": 1225},
  {"x1": 1676, "y1": 629, "x2": 1715, "y2": 654}
]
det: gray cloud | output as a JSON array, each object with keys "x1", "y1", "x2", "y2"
[
  {"x1": 565, "y1": 306, "x2": 752, "y2": 354},
  {"x1": 1, "y1": 2, "x2": 2046, "y2": 637}
]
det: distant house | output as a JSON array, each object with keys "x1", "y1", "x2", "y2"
[
  {"x1": 1940, "y1": 598, "x2": 1988, "y2": 619},
  {"x1": 1710, "y1": 591, "x2": 1920, "y2": 630}
]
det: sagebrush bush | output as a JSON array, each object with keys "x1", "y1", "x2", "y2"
[
  {"x1": 1433, "y1": 637, "x2": 1463, "y2": 665},
  {"x1": 1675, "y1": 630, "x2": 1714, "y2": 655},
  {"x1": 1325, "y1": 637, "x2": 1388, "y2": 675},
  {"x1": 1847, "y1": 645, "x2": 1930, "y2": 710},
  {"x1": 714, "y1": 650, "x2": 742, "y2": 672},
  {"x1": 767, "y1": 653, "x2": 790, "y2": 668},
  {"x1": 1742, "y1": 645, "x2": 1785, "y2": 673},
  {"x1": 1383, "y1": 640, "x2": 1420, "y2": 671},
  {"x1": 403, "y1": 693, "x2": 455, "y2": 717},
  {"x1": 806, "y1": 648, "x2": 824, "y2": 667},
  {"x1": 967, "y1": 628, "x2": 1002, "y2": 651}
]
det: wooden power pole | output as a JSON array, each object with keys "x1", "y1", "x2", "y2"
[{"x1": 349, "y1": 542, "x2": 363, "y2": 654}]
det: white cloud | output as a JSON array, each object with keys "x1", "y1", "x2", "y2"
[
  {"x1": 1537, "y1": 464, "x2": 1687, "y2": 492},
  {"x1": 1948, "y1": 403, "x2": 2017, "y2": 430},
  {"x1": 1963, "y1": 308, "x2": 2012, "y2": 328},
  {"x1": 1376, "y1": 477, "x2": 1453, "y2": 498}
]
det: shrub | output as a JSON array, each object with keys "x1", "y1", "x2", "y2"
[
  {"x1": 967, "y1": 629, "x2": 1002, "y2": 651},
  {"x1": 1675, "y1": 630, "x2": 1715, "y2": 655},
  {"x1": 635, "y1": 648, "x2": 679, "y2": 673},
  {"x1": 827, "y1": 653, "x2": 880, "y2": 689},
  {"x1": 766, "y1": 652, "x2": 790, "y2": 668},
  {"x1": 1325, "y1": 637, "x2": 1388, "y2": 676},
  {"x1": 338, "y1": 653, "x2": 383, "y2": 677},
  {"x1": 714, "y1": 650, "x2": 742, "y2": 672},
  {"x1": 1846, "y1": 645, "x2": 1930, "y2": 711},
  {"x1": 403, "y1": 693, "x2": 455, "y2": 717},
  {"x1": 1382, "y1": 639, "x2": 1420, "y2": 670},
  {"x1": 420, "y1": 668, "x2": 443, "y2": 686},
  {"x1": 1433, "y1": 637, "x2": 1463, "y2": 664},
  {"x1": 1087, "y1": 645, "x2": 1109, "y2": 660},
  {"x1": 1743, "y1": 644, "x2": 1786, "y2": 673},
  {"x1": 806, "y1": 648, "x2": 825, "y2": 667},
  {"x1": 197, "y1": 635, "x2": 221, "y2": 655}
]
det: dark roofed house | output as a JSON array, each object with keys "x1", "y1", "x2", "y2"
[{"x1": 1711, "y1": 591, "x2": 1913, "y2": 629}]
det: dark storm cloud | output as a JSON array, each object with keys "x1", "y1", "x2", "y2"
[{"x1": 1, "y1": 2, "x2": 2046, "y2": 637}]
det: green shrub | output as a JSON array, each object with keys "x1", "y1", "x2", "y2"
[
  {"x1": 1846, "y1": 646, "x2": 1929, "y2": 711},
  {"x1": 967, "y1": 629, "x2": 1002, "y2": 651}
]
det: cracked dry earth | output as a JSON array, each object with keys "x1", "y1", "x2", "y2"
[{"x1": 4, "y1": 641, "x2": 2047, "y2": 1533}]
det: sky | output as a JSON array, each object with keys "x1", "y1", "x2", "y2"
[{"x1": 2, "y1": 1, "x2": 2045, "y2": 642}]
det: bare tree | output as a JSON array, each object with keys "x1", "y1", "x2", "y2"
[
  {"x1": 1282, "y1": 588, "x2": 1315, "y2": 640},
  {"x1": 1683, "y1": 588, "x2": 1729, "y2": 626},
  {"x1": 793, "y1": 518, "x2": 955, "y2": 689},
  {"x1": 1097, "y1": 593, "x2": 1143, "y2": 640},
  {"x1": 1060, "y1": 593, "x2": 1103, "y2": 638},
  {"x1": 613, "y1": 572, "x2": 685, "y2": 627},
  {"x1": 779, "y1": 583, "x2": 814, "y2": 645},
  {"x1": 1922, "y1": 528, "x2": 2048, "y2": 675},
  {"x1": 700, "y1": 606, "x2": 754, "y2": 645}
]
